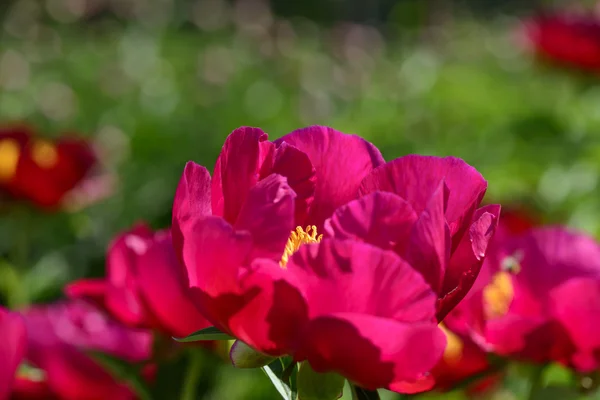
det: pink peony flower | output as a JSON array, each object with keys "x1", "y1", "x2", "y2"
[
  {"x1": 173, "y1": 126, "x2": 499, "y2": 392},
  {"x1": 0, "y1": 309, "x2": 26, "y2": 400},
  {"x1": 66, "y1": 225, "x2": 210, "y2": 339},
  {"x1": 11, "y1": 300, "x2": 152, "y2": 400}
]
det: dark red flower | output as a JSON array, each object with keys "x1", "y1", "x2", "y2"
[
  {"x1": 11, "y1": 300, "x2": 152, "y2": 400},
  {"x1": 522, "y1": 13, "x2": 600, "y2": 73},
  {"x1": 66, "y1": 225, "x2": 210, "y2": 339},
  {"x1": 0, "y1": 124, "x2": 96, "y2": 209}
]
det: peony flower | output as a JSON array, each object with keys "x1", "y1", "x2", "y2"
[
  {"x1": 172, "y1": 126, "x2": 499, "y2": 392},
  {"x1": 0, "y1": 124, "x2": 96, "y2": 209},
  {"x1": 66, "y1": 225, "x2": 210, "y2": 339},
  {"x1": 522, "y1": 13, "x2": 600, "y2": 73},
  {"x1": 453, "y1": 226, "x2": 600, "y2": 372},
  {"x1": 11, "y1": 300, "x2": 152, "y2": 400},
  {"x1": 0, "y1": 309, "x2": 27, "y2": 400}
]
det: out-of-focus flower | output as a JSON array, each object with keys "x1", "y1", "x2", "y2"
[
  {"x1": 66, "y1": 225, "x2": 210, "y2": 339},
  {"x1": 11, "y1": 300, "x2": 152, "y2": 400},
  {"x1": 0, "y1": 308, "x2": 26, "y2": 400},
  {"x1": 0, "y1": 124, "x2": 96, "y2": 210},
  {"x1": 454, "y1": 226, "x2": 600, "y2": 372},
  {"x1": 172, "y1": 126, "x2": 499, "y2": 392},
  {"x1": 522, "y1": 13, "x2": 600, "y2": 73}
]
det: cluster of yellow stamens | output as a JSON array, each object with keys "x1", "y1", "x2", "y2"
[
  {"x1": 279, "y1": 225, "x2": 323, "y2": 267},
  {"x1": 483, "y1": 253, "x2": 522, "y2": 319}
]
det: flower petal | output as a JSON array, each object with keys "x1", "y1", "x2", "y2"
[
  {"x1": 296, "y1": 314, "x2": 445, "y2": 392},
  {"x1": 359, "y1": 155, "x2": 487, "y2": 242},
  {"x1": 64, "y1": 278, "x2": 108, "y2": 306},
  {"x1": 270, "y1": 142, "x2": 316, "y2": 225},
  {"x1": 136, "y1": 230, "x2": 211, "y2": 338},
  {"x1": 284, "y1": 239, "x2": 437, "y2": 323},
  {"x1": 276, "y1": 126, "x2": 385, "y2": 229},
  {"x1": 211, "y1": 127, "x2": 274, "y2": 223},
  {"x1": 324, "y1": 191, "x2": 417, "y2": 251},
  {"x1": 404, "y1": 182, "x2": 450, "y2": 295},
  {"x1": 0, "y1": 310, "x2": 26, "y2": 400},
  {"x1": 438, "y1": 205, "x2": 501, "y2": 321},
  {"x1": 172, "y1": 161, "x2": 212, "y2": 258},
  {"x1": 234, "y1": 174, "x2": 296, "y2": 261}
]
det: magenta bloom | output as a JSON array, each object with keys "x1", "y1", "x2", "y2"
[
  {"x1": 0, "y1": 309, "x2": 26, "y2": 400},
  {"x1": 11, "y1": 300, "x2": 151, "y2": 400},
  {"x1": 66, "y1": 225, "x2": 210, "y2": 339},
  {"x1": 172, "y1": 126, "x2": 498, "y2": 391},
  {"x1": 453, "y1": 226, "x2": 600, "y2": 371}
]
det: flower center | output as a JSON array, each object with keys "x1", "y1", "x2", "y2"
[
  {"x1": 279, "y1": 225, "x2": 323, "y2": 267},
  {"x1": 440, "y1": 324, "x2": 464, "y2": 365},
  {"x1": 0, "y1": 139, "x2": 20, "y2": 182},
  {"x1": 483, "y1": 271, "x2": 514, "y2": 319},
  {"x1": 31, "y1": 140, "x2": 59, "y2": 169}
]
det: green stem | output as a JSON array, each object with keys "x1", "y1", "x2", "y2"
[
  {"x1": 180, "y1": 350, "x2": 203, "y2": 400},
  {"x1": 527, "y1": 365, "x2": 544, "y2": 400}
]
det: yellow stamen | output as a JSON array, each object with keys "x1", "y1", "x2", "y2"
[
  {"x1": 440, "y1": 324, "x2": 464, "y2": 365},
  {"x1": 483, "y1": 271, "x2": 514, "y2": 319},
  {"x1": 0, "y1": 139, "x2": 20, "y2": 182},
  {"x1": 31, "y1": 140, "x2": 58, "y2": 169},
  {"x1": 280, "y1": 225, "x2": 323, "y2": 267}
]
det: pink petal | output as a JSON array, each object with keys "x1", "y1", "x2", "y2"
[
  {"x1": 0, "y1": 310, "x2": 26, "y2": 400},
  {"x1": 359, "y1": 155, "x2": 487, "y2": 241},
  {"x1": 295, "y1": 314, "x2": 445, "y2": 392},
  {"x1": 550, "y1": 278, "x2": 600, "y2": 354},
  {"x1": 276, "y1": 126, "x2": 385, "y2": 229},
  {"x1": 404, "y1": 182, "x2": 450, "y2": 294},
  {"x1": 438, "y1": 205, "x2": 501, "y2": 321},
  {"x1": 64, "y1": 278, "x2": 108, "y2": 306},
  {"x1": 234, "y1": 174, "x2": 296, "y2": 261},
  {"x1": 212, "y1": 127, "x2": 274, "y2": 223},
  {"x1": 172, "y1": 161, "x2": 212, "y2": 258},
  {"x1": 284, "y1": 239, "x2": 437, "y2": 322},
  {"x1": 270, "y1": 142, "x2": 316, "y2": 225},
  {"x1": 324, "y1": 191, "x2": 417, "y2": 251},
  {"x1": 135, "y1": 230, "x2": 211, "y2": 338}
]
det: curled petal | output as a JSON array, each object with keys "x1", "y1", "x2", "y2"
[
  {"x1": 276, "y1": 126, "x2": 385, "y2": 229},
  {"x1": 172, "y1": 161, "x2": 212, "y2": 258},
  {"x1": 212, "y1": 127, "x2": 274, "y2": 223},
  {"x1": 324, "y1": 191, "x2": 417, "y2": 251},
  {"x1": 234, "y1": 174, "x2": 296, "y2": 261},
  {"x1": 359, "y1": 155, "x2": 487, "y2": 242}
]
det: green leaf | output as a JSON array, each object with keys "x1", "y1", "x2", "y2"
[
  {"x1": 230, "y1": 340, "x2": 276, "y2": 369},
  {"x1": 350, "y1": 384, "x2": 380, "y2": 400},
  {"x1": 297, "y1": 361, "x2": 344, "y2": 400},
  {"x1": 173, "y1": 326, "x2": 234, "y2": 342},
  {"x1": 261, "y1": 359, "x2": 297, "y2": 400},
  {"x1": 89, "y1": 352, "x2": 152, "y2": 400},
  {"x1": 529, "y1": 386, "x2": 581, "y2": 400}
]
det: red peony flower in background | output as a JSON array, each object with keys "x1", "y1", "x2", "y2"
[
  {"x1": 66, "y1": 225, "x2": 211, "y2": 339},
  {"x1": 10, "y1": 299, "x2": 152, "y2": 400},
  {"x1": 522, "y1": 12, "x2": 600, "y2": 73},
  {"x1": 171, "y1": 126, "x2": 500, "y2": 393},
  {"x1": 0, "y1": 124, "x2": 96, "y2": 210},
  {"x1": 452, "y1": 226, "x2": 600, "y2": 372},
  {"x1": 0, "y1": 309, "x2": 26, "y2": 400}
]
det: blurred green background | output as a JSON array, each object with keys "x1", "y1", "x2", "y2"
[{"x1": 2, "y1": 0, "x2": 600, "y2": 398}]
